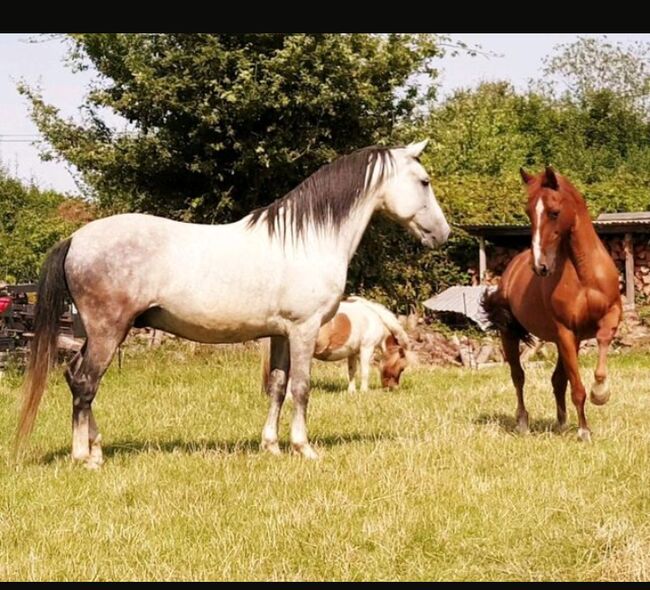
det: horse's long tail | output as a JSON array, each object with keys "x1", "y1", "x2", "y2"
[
  {"x1": 481, "y1": 287, "x2": 533, "y2": 346},
  {"x1": 15, "y1": 238, "x2": 72, "y2": 453},
  {"x1": 346, "y1": 296, "x2": 410, "y2": 348}
]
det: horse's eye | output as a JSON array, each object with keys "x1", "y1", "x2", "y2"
[
  {"x1": 421, "y1": 179, "x2": 430, "y2": 186},
  {"x1": 548, "y1": 211, "x2": 559, "y2": 220}
]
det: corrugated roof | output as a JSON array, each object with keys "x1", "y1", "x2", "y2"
[
  {"x1": 597, "y1": 212, "x2": 650, "y2": 221},
  {"x1": 423, "y1": 285, "x2": 496, "y2": 331},
  {"x1": 461, "y1": 211, "x2": 650, "y2": 238}
]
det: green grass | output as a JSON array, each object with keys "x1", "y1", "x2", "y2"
[{"x1": 2, "y1": 340, "x2": 650, "y2": 581}]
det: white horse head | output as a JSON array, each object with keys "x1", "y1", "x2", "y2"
[{"x1": 378, "y1": 139, "x2": 450, "y2": 247}]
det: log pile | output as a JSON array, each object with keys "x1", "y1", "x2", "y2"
[
  {"x1": 404, "y1": 315, "x2": 503, "y2": 367},
  {"x1": 468, "y1": 246, "x2": 522, "y2": 286},
  {"x1": 604, "y1": 237, "x2": 650, "y2": 300}
]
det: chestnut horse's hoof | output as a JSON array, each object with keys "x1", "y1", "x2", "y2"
[
  {"x1": 577, "y1": 428, "x2": 592, "y2": 443},
  {"x1": 553, "y1": 421, "x2": 569, "y2": 434},
  {"x1": 516, "y1": 411, "x2": 529, "y2": 435},
  {"x1": 590, "y1": 380, "x2": 611, "y2": 406}
]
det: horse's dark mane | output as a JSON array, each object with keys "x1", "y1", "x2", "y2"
[{"x1": 247, "y1": 146, "x2": 396, "y2": 240}]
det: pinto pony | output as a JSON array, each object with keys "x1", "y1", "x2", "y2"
[
  {"x1": 16, "y1": 140, "x2": 450, "y2": 466},
  {"x1": 263, "y1": 296, "x2": 412, "y2": 394},
  {"x1": 483, "y1": 167, "x2": 622, "y2": 441}
]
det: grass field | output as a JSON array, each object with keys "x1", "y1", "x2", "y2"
[{"x1": 1, "y1": 340, "x2": 650, "y2": 581}]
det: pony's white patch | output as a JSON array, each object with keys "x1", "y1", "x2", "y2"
[{"x1": 532, "y1": 198, "x2": 545, "y2": 267}]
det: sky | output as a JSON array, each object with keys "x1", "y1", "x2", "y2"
[{"x1": 0, "y1": 33, "x2": 648, "y2": 196}]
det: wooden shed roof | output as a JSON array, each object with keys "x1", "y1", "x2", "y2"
[{"x1": 461, "y1": 212, "x2": 650, "y2": 239}]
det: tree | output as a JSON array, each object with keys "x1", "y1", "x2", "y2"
[
  {"x1": 20, "y1": 33, "x2": 441, "y2": 223},
  {"x1": 542, "y1": 36, "x2": 650, "y2": 116},
  {"x1": 0, "y1": 167, "x2": 94, "y2": 282}
]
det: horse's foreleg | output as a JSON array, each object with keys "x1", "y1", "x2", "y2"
[
  {"x1": 359, "y1": 346, "x2": 373, "y2": 393},
  {"x1": 501, "y1": 332, "x2": 528, "y2": 433},
  {"x1": 556, "y1": 328, "x2": 590, "y2": 441},
  {"x1": 590, "y1": 305, "x2": 621, "y2": 406},
  {"x1": 261, "y1": 336, "x2": 290, "y2": 456},
  {"x1": 347, "y1": 354, "x2": 358, "y2": 393},
  {"x1": 288, "y1": 323, "x2": 320, "y2": 460},
  {"x1": 551, "y1": 357, "x2": 568, "y2": 431}
]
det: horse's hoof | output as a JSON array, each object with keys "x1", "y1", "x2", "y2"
[
  {"x1": 89, "y1": 440, "x2": 104, "y2": 465},
  {"x1": 553, "y1": 421, "x2": 569, "y2": 434},
  {"x1": 71, "y1": 452, "x2": 90, "y2": 464},
  {"x1": 577, "y1": 428, "x2": 592, "y2": 443},
  {"x1": 516, "y1": 417, "x2": 529, "y2": 435},
  {"x1": 84, "y1": 458, "x2": 103, "y2": 470},
  {"x1": 291, "y1": 443, "x2": 319, "y2": 460},
  {"x1": 261, "y1": 440, "x2": 282, "y2": 456},
  {"x1": 590, "y1": 380, "x2": 610, "y2": 406}
]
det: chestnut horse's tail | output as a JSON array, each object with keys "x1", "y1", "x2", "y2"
[
  {"x1": 15, "y1": 238, "x2": 72, "y2": 454},
  {"x1": 481, "y1": 287, "x2": 534, "y2": 346}
]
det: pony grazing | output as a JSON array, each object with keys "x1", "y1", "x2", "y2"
[
  {"x1": 263, "y1": 296, "x2": 411, "y2": 394},
  {"x1": 483, "y1": 167, "x2": 622, "y2": 441},
  {"x1": 313, "y1": 296, "x2": 411, "y2": 392},
  {"x1": 16, "y1": 140, "x2": 450, "y2": 467}
]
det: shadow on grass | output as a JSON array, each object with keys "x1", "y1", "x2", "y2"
[
  {"x1": 474, "y1": 412, "x2": 571, "y2": 436},
  {"x1": 39, "y1": 430, "x2": 396, "y2": 464},
  {"x1": 311, "y1": 378, "x2": 404, "y2": 394}
]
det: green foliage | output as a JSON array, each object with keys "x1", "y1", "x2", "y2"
[
  {"x1": 15, "y1": 34, "x2": 650, "y2": 311},
  {"x1": 348, "y1": 219, "x2": 473, "y2": 314},
  {"x1": 0, "y1": 169, "x2": 92, "y2": 282},
  {"x1": 20, "y1": 33, "x2": 440, "y2": 223},
  {"x1": 542, "y1": 35, "x2": 650, "y2": 115}
]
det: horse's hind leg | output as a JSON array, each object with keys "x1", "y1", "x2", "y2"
[
  {"x1": 590, "y1": 306, "x2": 621, "y2": 406},
  {"x1": 501, "y1": 332, "x2": 528, "y2": 433},
  {"x1": 65, "y1": 330, "x2": 124, "y2": 468},
  {"x1": 261, "y1": 336, "x2": 290, "y2": 456},
  {"x1": 551, "y1": 357, "x2": 568, "y2": 431}
]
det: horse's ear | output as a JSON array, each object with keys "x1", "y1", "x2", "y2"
[
  {"x1": 520, "y1": 167, "x2": 534, "y2": 185},
  {"x1": 541, "y1": 166, "x2": 559, "y2": 190},
  {"x1": 405, "y1": 139, "x2": 429, "y2": 159}
]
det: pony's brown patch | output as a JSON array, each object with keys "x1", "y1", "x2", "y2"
[{"x1": 314, "y1": 313, "x2": 352, "y2": 357}]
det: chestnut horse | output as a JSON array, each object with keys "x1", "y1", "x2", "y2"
[{"x1": 483, "y1": 167, "x2": 622, "y2": 441}]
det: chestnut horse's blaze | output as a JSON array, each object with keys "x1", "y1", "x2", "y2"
[{"x1": 483, "y1": 166, "x2": 622, "y2": 441}]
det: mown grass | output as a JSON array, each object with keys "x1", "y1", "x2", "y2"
[{"x1": 1, "y1": 340, "x2": 650, "y2": 581}]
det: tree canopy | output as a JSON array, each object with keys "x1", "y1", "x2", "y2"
[
  {"x1": 20, "y1": 33, "x2": 440, "y2": 223},
  {"x1": 16, "y1": 34, "x2": 650, "y2": 310}
]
